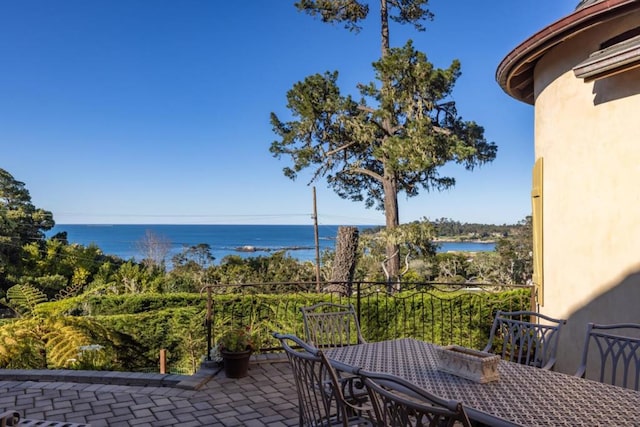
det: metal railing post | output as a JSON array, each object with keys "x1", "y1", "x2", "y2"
[
  {"x1": 356, "y1": 281, "x2": 361, "y2": 324},
  {"x1": 206, "y1": 286, "x2": 212, "y2": 361}
]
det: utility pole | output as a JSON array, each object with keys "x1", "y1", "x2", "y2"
[{"x1": 312, "y1": 187, "x2": 321, "y2": 292}]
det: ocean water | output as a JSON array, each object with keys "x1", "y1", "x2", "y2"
[{"x1": 46, "y1": 224, "x2": 495, "y2": 263}]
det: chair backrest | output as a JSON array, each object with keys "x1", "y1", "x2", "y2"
[
  {"x1": 483, "y1": 310, "x2": 566, "y2": 370},
  {"x1": 359, "y1": 370, "x2": 472, "y2": 427},
  {"x1": 575, "y1": 322, "x2": 640, "y2": 390},
  {"x1": 301, "y1": 302, "x2": 365, "y2": 348},
  {"x1": 272, "y1": 332, "x2": 360, "y2": 427}
]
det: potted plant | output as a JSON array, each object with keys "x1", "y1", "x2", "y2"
[{"x1": 217, "y1": 327, "x2": 254, "y2": 378}]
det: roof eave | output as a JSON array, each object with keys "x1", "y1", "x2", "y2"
[{"x1": 496, "y1": 0, "x2": 640, "y2": 105}]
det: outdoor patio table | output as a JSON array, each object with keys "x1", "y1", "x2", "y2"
[{"x1": 325, "y1": 338, "x2": 640, "y2": 427}]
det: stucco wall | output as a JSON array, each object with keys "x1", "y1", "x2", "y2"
[{"x1": 532, "y1": 10, "x2": 640, "y2": 374}]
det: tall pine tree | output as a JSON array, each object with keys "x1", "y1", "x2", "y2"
[{"x1": 271, "y1": 1, "x2": 497, "y2": 281}]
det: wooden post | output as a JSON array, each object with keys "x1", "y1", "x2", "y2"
[
  {"x1": 159, "y1": 349, "x2": 167, "y2": 374},
  {"x1": 312, "y1": 187, "x2": 321, "y2": 292}
]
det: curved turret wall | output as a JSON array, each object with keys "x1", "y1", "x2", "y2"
[{"x1": 533, "y1": 9, "x2": 640, "y2": 372}]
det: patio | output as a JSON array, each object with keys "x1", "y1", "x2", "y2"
[{"x1": 0, "y1": 355, "x2": 298, "y2": 427}]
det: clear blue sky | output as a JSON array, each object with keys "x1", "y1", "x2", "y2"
[{"x1": 1, "y1": 1, "x2": 577, "y2": 226}]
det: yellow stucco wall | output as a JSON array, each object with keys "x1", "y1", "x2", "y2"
[{"x1": 532, "y1": 10, "x2": 640, "y2": 373}]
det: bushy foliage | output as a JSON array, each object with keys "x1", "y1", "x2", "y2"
[
  {"x1": 213, "y1": 252, "x2": 317, "y2": 284},
  {"x1": 37, "y1": 293, "x2": 206, "y2": 317},
  {"x1": 101, "y1": 307, "x2": 204, "y2": 372},
  {"x1": 0, "y1": 311, "x2": 147, "y2": 370},
  {"x1": 0, "y1": 283, "x2": 531, "y2": 372}
]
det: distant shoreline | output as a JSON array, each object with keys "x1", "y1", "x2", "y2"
[
  {"x1": 47, "y1": 224, "x2": 496, "y2": 264},
  {"x1": 434, "y1": 238, "x2": 497, "y2": 244},
  {"x1": 235, "y1": 245, "x2": 314, "y2": 252}
]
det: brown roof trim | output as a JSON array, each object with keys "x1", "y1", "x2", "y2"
[{"x1": 496, "y1": 0, "x2": 640, "y2": 104}]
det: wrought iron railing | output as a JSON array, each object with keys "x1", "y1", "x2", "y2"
[{"x1": 203, "y1": 281, "x2": 534, "y2": 358}]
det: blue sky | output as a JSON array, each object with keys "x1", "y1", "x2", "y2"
[{"x1": 1, "y1": 1, "x2": 577, "y2": 226}]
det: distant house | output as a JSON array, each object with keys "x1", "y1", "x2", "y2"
[{"x1": 496, "y1": 0, "x2": 640, "y2": 373}]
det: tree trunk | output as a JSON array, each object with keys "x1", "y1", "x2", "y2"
[
  {"x1": 380, "y1": 0, "x2": 389, "y2": 56},
  {"x1": 326, "y1": 226, "x2": 359, "y2": 296},
  {"x1": 383, "y1": 174, "x2": 400, "y2": 285}
]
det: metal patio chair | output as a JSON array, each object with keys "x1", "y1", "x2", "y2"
[
  {"x1": 358, "y1": 370, "x2": 472, "y2": 427},
  {"x1": 575, "y1": 322, "x2": 640, "y2": 390},
  {"x1": 483, "y1": 310, "x2": 566, "y2": 370},
  {"x1": 272, "y1": 332, "x2": 372, "y2": 427},
  {"x1": 301, "y1": 302, "x2": 366, "y2": 349},
  {"x1": 0, "y1": 411, "x2": 18, "y2": 427}
]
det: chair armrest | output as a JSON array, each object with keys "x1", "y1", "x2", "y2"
[{"x1": 337, "y1": 373, "x2": 368, "y2": 402}]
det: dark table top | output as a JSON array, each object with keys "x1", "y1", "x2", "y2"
[{"x1": 326, "y1": 338, "x2": 640, "y2": 427}]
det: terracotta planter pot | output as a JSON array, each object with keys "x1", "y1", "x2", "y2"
[{"x1": 220, "y1": 349, "x2": 252, "y2": 378}]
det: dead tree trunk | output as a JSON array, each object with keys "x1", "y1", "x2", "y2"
[{"x1": 326, "y1": 226, "x2": 359, "y2": 296}]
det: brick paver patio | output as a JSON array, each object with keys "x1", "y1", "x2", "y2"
[{"x1": 0, "y1": 356, "x2": 299, "y2": 426}]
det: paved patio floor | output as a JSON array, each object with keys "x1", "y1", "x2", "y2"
[{"x1": 0, "y1": 356, "x2": 299, "y2": 426}]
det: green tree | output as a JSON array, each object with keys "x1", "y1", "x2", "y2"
[
  {"x1": 113, "y1": 261, "x2": 164, "y2": 294},
  {"x1": 165, "y1": 244, "x2": 215, "y2": 293},
  {"x1": 356, "y1": 219, "x2": 436, "y2": 283},
  {"x1": 466, "y1": 251, "x2": 502, "y2": 283},
  {"x1": 212, "y1": 252, "x2": 316, "y2": 285},
  {"x1": 495, "y1": 216, "x2": 533, "y2": 284},
  {"x1": 384, "y1": 219, "x2": 438, "y2": 260},
  {"x1": 434, "y1": 252, "x2": 470, "y2": 283},
  {"x1": 270, "y1": 1, "x2": 497, "y2": 281},
  {"x1": 19, "y1": 239, "x2": 109, "y2": 299},
  {"x1": 0, "y1": 168, "x2": 55, "y2": 293},
  {"x1": 172, "y1": 243, "x2": 215, "y2": 270}
]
